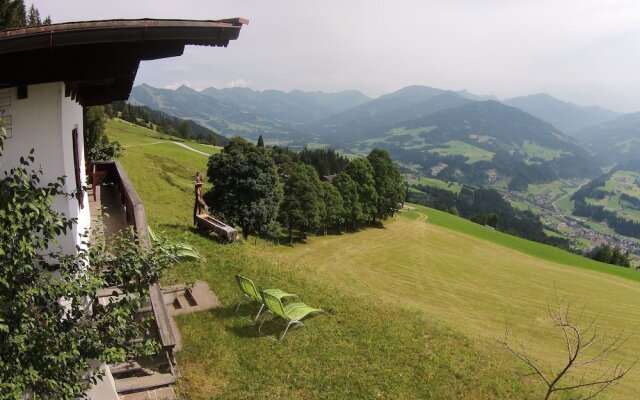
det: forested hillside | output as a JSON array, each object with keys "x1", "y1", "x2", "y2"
[
  {"x1": 363, "y1": 101, "x2": 600, "y2": 188},
  {"x1": 571, "y1": 164, "x2": 640, "y2": 238},
  {"x1": 574, "y1": 112, "x2": 640, "y2": 164}
]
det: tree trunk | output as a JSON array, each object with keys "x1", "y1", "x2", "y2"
[{"x1": 242, "y1": 225, "x2": 249, "y2": 240}]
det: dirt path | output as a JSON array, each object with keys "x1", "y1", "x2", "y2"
[
  {"x1": 172, "y1": 142, "x2": 210, "y2": 156},
  {"x1": 124, "y1": 141, "x2": 210, "y2": 156}
]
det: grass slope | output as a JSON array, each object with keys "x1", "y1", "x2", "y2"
[{"x1": 106, "y1": 121, "x2": 640, "y2": 399}]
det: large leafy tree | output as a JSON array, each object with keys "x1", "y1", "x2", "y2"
[
  {"x1": 83, "y1": 105, "x2": 107, "y2": 149},
  {"x1": 205, "y1": 137, "x2": 283, "y2": 239},
  {"x1": 367, "y1": 149, "x2": 405, "y2": 221},
  {"x1": 344, "y1": 157, "x2": 378, "y2": 223},
  {"x1": 0, "y1": 133, "x2": 174, "y2": 399},
  {"x1": 321, "y1": 182, "x2": 344, "y2": 234},
  {"x1": 333, "y1": 172, "x2": 363, "y2": 230},
  {"x1": 278, "y1": 161, "x2": 323, "y2": 243}
]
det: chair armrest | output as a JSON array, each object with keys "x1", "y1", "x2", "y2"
[{"x1": 263, "y1": 288, "x2": 299, "y2": 301}]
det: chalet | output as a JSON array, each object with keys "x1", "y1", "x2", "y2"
[{"x1": 0, "y1": 18, "x2": 247, "y2": 399}]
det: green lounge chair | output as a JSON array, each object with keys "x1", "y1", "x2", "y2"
[
  {"x1": 235, "y1": 275, "x2": 292, "y2": 321},
  {"x1": 258, "y1": 290, "x2": 323, "y2": 341}
]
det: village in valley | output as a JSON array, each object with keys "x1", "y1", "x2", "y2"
[{"x1": 504, "y1": 187, "x2": 640, "y2": 259}]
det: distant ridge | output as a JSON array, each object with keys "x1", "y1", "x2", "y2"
[
  {"x1": 575, "y1": 112, "x2": 640, "y2": 164},
  {"x1": 307, "y1": 85, "x2": 473, "y2": 141},
  {"x1": 503, "y1": 93, "x2": 619, "y2": 134}
]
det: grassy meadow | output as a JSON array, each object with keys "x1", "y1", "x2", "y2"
[{"x1": 107, "y1": 121, "x2": 640, "y2": 399}]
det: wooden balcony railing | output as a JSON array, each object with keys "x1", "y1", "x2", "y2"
[{"x1": 91, "y1": 160, "x2": 177, "y2": 366}]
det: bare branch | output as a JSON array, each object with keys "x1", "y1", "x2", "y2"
[{"x1": 501, "y1": 295, "x2": 636, "y2": 400}]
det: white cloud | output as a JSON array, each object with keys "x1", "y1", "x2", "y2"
[{"x1": 225, "y1": 78, "x2": 251, "y2": 89}]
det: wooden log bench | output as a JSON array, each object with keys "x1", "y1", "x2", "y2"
[{"x1": 195, "y1": 214, "x2": 238, "y2": 242}]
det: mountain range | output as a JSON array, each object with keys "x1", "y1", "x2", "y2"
[
  {"x1": 128, "y1": 83, "x2": 639, "y2": 184},
  {"x1": 503, "y1": 93, "x2": 620, "y2": 134}
]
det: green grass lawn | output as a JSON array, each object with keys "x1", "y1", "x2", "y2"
[
  {"x1": 521, "y1": 140, "x2": 566, "y2": 163},
  {"x1": 106, "y1": 118, "x2": 173, "y2": 146},
  {"x1": 406, "y1": 176, "x2": 463, "y2": 193},
  {"x1": 107, "y1": 121, "x2": 640, "y2": 399},
  {"x1": 429, "y1": 140, "x2": 494, "y2": 164}
]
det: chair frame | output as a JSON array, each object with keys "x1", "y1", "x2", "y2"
[
  {"x1": 258, "y1": 290, "x2": 321, "y2": 341},
  {"x1": 234, "y1": 275, "x2": 292, "y2": 321}
]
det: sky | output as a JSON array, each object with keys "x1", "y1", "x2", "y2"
[{"x1": 32, "y1": 0, "x2": 640, "y2": 113}]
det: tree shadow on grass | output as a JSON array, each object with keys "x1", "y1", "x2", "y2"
[
  {"x1": 156, "y1": 223, "x2": 236, "y2": 244},
  {"x1": 204, "y1": 304, "x2": 328, "y2": 340},
  {"x1": 368, "y1": 221, "x2": 387, "y2": 229}
]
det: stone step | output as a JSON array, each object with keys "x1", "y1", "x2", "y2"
[
  {"x1": 110, "y1": 361, "x2": 143, "y2": 375},
  {"x1": 114, "y1": 373, "x2": 176, "y2": 394},
  {"x1": 119, "y1": 386, "x2": 176, "y2": 400}
]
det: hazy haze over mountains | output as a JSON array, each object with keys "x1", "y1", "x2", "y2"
[
  {"x1": 575, "y1": 112, "x2": 640, "y2": 164},
  {"x1": 33, "y1": 0, "x2": 640, "y2": 113},
  {"x1": 130, "y1": 83, "x2": 610, "y2": 185},
  {"x1": 503, "y1": 93, "x2": 620, "y2": 134}
]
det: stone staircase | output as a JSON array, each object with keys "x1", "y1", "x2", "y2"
[{"x1": 109, "y1": 281, "x2": 219, "y2": 400}]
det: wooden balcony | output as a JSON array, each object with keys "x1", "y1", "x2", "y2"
[{"x1": 89, "y1": 160, "x2": 178, "y2": 398}]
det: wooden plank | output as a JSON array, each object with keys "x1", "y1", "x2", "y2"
[
  {"x1": 114, "y1": 373, "x2": 176, "y2": 393},
  {"x1": 150, "y1": 283, "x2": 176, "y2": 348}
]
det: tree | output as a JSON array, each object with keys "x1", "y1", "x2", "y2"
[
  {"x1": 0, "y1": 133, "x2": 175, "y2": 399},
  {"x1": 204, "y1": 137, "x2": 283, "y2": 239},
  {"x1": 0, "y1": 1, "x2": 49, "y2": 29},
  {"x1": 257, "y1": 134, "x2": 264, "y2": 148},
  {"x1": 321, "y1": 182, "x2": 344, "y2": 234},
  {"x1": 588, "y1": 244, "x2": 631, "y2": 268},
  {"x1": 0, "y1": 0, "x2": 26, "y2": 28},
  {"x1": 499, "y1": 295, "x2": 635, "y2": 400},
  {"x1": 178, "y1": 120, "x2": 192, "y2": 139},
  {"x1": 345, "y1": 158, "x2": 378, "y2": 223},
  {"x1": 333, "y1": 172, "x2": 363, "y2": 231},
  {"x1": 367, "y1": 149, "x2": 404, "y2": 221},
  {"x1": 83, "y1": 105, "x2": 107, "y2": 150},
  {"x1": 26, "y1": 3, "x2": 39, "y2": 25},
  {"x1": 278, "y1": 162, "x2": 323, "y2": 243}
]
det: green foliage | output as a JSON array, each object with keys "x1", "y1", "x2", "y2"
[
  {"x1": 367, "y1": 149, "x2": 404, "y2": 221},
  {"x1": 321, "y1": 182, "x2": 344, "y2": 234},
  {"x1": 0, "y1": 1, "x2": 49, "y2": 29},
  {"x1": 345, "y1": 157, "x2": 378, "y2": 222},
  {"x1": 0, "y1": 134, "x2": 173, "y2": 399},
  {"x1": 83, "y1": 106, "x2": 107, "y2": 151},
  {"x1": 205, "y1": 137, "x2": 283, "y2": 239},
  {"x1": 269, "y1": 146, "x2": 350, "y2": 177},
  {"x1": 148, "y1": 227, "x2": 201, "y2": 261},
  {"x1": 278, "y1": 162, "x2": 324, "y2": 242},
  {"x1": 86, "y1": 141, "x2": 122, "y2": 162},
  {"x1": 588, "y1": 244, "x2": 631, "y2": 268},
  {"x1": 256, "y1": 134, "x2": 264, "y2": 148},
  {"x1": 333, "y1": 172, "x2": 363, "y2": 230},
  {"x1": 0, "y1": 0, "x2": 26, "y2": 28},
  {"x1": 178, "y1": 120, "x2": 192, "y2": 140}
]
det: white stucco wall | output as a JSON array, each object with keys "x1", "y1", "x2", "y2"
[{"x1": 0, "y1": 82, "x2": 90, "y2": 255}]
